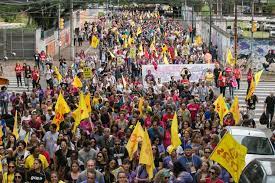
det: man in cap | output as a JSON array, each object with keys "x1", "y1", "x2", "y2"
[
  {"x1": 163, "y1": 145, "x2": 178, "y2": 169},
  {"x1": 177, "y1": 145, "x2": 202, "y2": 176}
]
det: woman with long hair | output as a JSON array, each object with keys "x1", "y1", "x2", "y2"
[
  {"x1": 54, "y1": 139, "x2": 72, "y2": 180},
  {"x1": 27, "y1": 158, "x2": 47, "y2": 183},
  {"x1": 96, "y1": 151, "x2": 107, "y2": 174},
  {"x1": 15, "y1": 63, "x2": 23, "y2": 87},
  {"x1": 3, "y1": 161, "x2": 16, "y2": 183},
  {"x1": 195, "y1": 161, "x2": 210, "y2": 183},
  {"x1": 65, "y1": 160, "x2": 80, "y2": 183},
  {"x1": 205, "y1": 165, "x2": 224, "y2": 183},
  {"x1": 14, "y1": 171, "x2": 25, "y2": 183},
  {"x1": 25, "y1": 65, "x2": 32, "y2": 91},
  {"x1": 5, "y1": 133, "x2": 17, "y2": 151},
  {"x1": 32, "y1": 66, "x2": 40, "y2": 89}
]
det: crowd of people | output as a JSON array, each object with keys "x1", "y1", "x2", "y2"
[{"x1": 0, "y1": 9, "x2": 274, "y2": 183}]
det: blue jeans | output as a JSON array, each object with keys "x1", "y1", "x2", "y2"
[{"x1": 1, "y1": 101, "x2": 8, "y2": 115}]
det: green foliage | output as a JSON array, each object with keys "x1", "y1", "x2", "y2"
[
  {"x1": 201, "y1": 4, "x2": 210, "y2": 16},
  {"x1": 0, "y1": 5, "x2": 20, "y2": 22}
]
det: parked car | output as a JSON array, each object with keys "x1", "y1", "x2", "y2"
[
  {"x1": 224, "y1": 126, "x2": 275, "y2": 165},
  {"x1": 263, "y1": 22, "x2": 275, "y2": 31},
  {"x1": 240, "y1": 158, "x2": 275, "y2": 183},
  {"x1": 270, "y1": 30, "x2": 275, "y2": 38}
]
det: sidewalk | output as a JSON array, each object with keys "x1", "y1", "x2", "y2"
[
  {"x1": 53, "y1": 40, "x2": 91, "y2": 63},
  {"x1": 1, "y1": 40, "x2": 97, "y2": 78}
]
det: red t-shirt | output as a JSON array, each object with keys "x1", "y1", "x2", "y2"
[
  {"x1": 32, "y1": 70, "x2": 39, "y2": 81},
  {"x1": 205, "y1": 177, "x2": 224, "y2": 183},
  {"x1": 15, "y1": 66, "x2": 22, "y2": 76},
  {"x1": 225, "y1": 67, "x2": 232, "y2": 75},
  {"x1": 41, "y1": 150, "x2": 51, "y2": 164},
  {"x1": 234, "y1": 68, "x2": 241, "y2": 79},
  {"x1": 162, "y1": 113, "x2": 174, "y2": 128},
  {"x1": 187, "y1": 103, "x2": 200, "y2": 121},
  {"x1": 247, "y1": 72, "x2": 253, "y2": 82}
]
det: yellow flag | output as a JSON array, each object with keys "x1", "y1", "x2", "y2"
[
  {"x1": 85, "y1": 94, "x2": 92, "y2": 113},
  {"x1": 109, "y1": 51, "x2": 115, "y2": 58},
  {"x1": 138, "y1": 43, "x2": 143, "y2": 55},
  {"x1": 226, "y1": 49, "x2": 235, "y2": 66},
  {"x1": 150, "y1": 42, "x2": 156, "y2": 52},
  {"x1": 13, "y1": 110, "x2": 19, "y2": 139},
  {"x1": 174, "y1": 47, "x2": 178, "y2": 57},
  {"x1": 128, "y1": 36, "x2": 134, "y2": 46},
  {"x1": 0, "y1": 126, "x2": 3, "y2": 146},
  {"x1": 195, "y1": 35, "x2": 203, "y2": 46},
  {"x1": 162, "y1": 44, "x2": 168, "y2": 54},
  {"x1": 72, "y1": 76, "x2": 83, "y2": 88},
  {"x1": 54, "y1": 66, "x2": 62, "y2": 82},
  {"x1": 210, "y1": 133, "x2": 247, "y2": 183},
  {"x1": 0, "y1": 126, "x2": 3, "y2": 138},
  {"x1": 122, "y1": 75, "x2": 127, "y2": 88},
  {"x1": 72, "y1": 92, "x2": 89, "y2": 133},
  {"x1": 254, "y1": 70, "x2": 263, "y2": 86},
  {"x1": 214, "y1": 95, "x2": 229, "y2": 125},
  {"x1": 139, "y1": 129, "x2": 155, "y2": 179},
  {"x1": 230, "y1": 96, "x2": 241, "y2": 125},
  {"x1": 138, "y1": 97, "x2": 144, "y2": 116},
  {"x1": 126, "y1": 122, "x2": 144, "y2": 160},
  {"x1": 137, "y1": 26, "x2": 142, "y2": 36},
  {"x1": 246, "y1": 78, "x2": 255, "y2": 100},
  {"x1": 72, "y1": 108, "x2": 81, "y2": 134},
  {"x1": 163, "y1": 54, "x2": 169, "y2": 64},
  {"x1": 53, "y1": 93, "x2": 71, "y2": 131},
  {"x1": 79, "y1": 92, "x2": 89, "y2": 120},
  {"x1": 91, "y1": 35, "x2": 99, "y2": 48},
  {"x1": 171, "y1": 112, "x2": 181, "y2": 148},
  {"x1": 123, "y1": 37, "x2": 128, "y2": 48},
  {"x1": 0, "y1": 159, "x2": 2, "y2": 172},
  {"x1": 24, "y1": 132, "x2": 29, "y2": 144}
]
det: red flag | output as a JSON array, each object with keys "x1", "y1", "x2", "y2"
[
  {"x1": 144, "y1": 48, "x2": 150, "y2": 59},
  {"x1": 152, "y1": 61, "x2": 158, "y2": 70}
]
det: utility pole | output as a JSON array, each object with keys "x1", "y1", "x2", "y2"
[
  {"x1": 234, "y1": 0, "x2": 238, "y2": 65},
  {"x1": 209, "y1": 0, "x2": 212, "y2": 49},
  {"x1": 184, "y1": 0, "x2": 187, "y2": 23},
  {"x1": 70, "y1": 0, "x2": 74, "y2": 61},
  {"x1": 191, "y1": 5, "x2": 194, "y2": 43},
  {"x1": 58, "y1": 3, "x2": 61, "y2": 61},
  {"x1": 3, "y1": 29, "x2": 7, "y2": 58},
  {"x1": 251, "y1": 0, "x2": 254, "y2": 56}
]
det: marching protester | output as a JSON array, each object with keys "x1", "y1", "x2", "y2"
[{"x1": 1, "y1": 8, "x2": 263, "y2": 183}]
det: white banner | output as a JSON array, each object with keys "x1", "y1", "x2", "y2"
[{"x1": 142, "y1": 64, "x2": 215, "y2": 86}]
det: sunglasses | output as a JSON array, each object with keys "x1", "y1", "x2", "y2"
[
  {"x1": 209, "y1": 170, "x2": 216, "y2": 175},
  {"x1": 115, "y1": 143, "x2": 120, "y2": 145},
  {"x1": 164, "y1": 176, "x2": 170, "y2": 179},
  {"x1": 9, "y1": 166, "x2": 15, "y2": 168},
  {"x1": 15, "y1": 176, "x2": 22, "y2": 179},
  {"x1": 204, "y1": 151, "x2": 211, "y2": 154}
]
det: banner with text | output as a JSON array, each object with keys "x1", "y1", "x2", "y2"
[{"x1": 142, "y1": 64, "x2": 215, "y2": 87}]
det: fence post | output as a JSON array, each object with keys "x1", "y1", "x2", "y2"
[
  {"x1": 22, "y1": 29, "x2": 25, "y2": 59},
  {"x1": 3, "y1": 29, "x2": 7, "y2": 57}
]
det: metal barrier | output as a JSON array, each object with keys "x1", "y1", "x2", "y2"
[{"x1": 0, "y1": 28, "x2": 35, "y2": 60}]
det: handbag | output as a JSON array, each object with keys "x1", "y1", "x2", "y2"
[{"x1": 259, "y1": 112, "x2": 268, "y2": 125}]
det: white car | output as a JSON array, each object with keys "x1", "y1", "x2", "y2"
[
  {"x1": 270, "y1": 30, "x2": 275, "y2": 38},
  {"x1": 224, "y1": 126, "x2": 275, "y2": 165}
]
